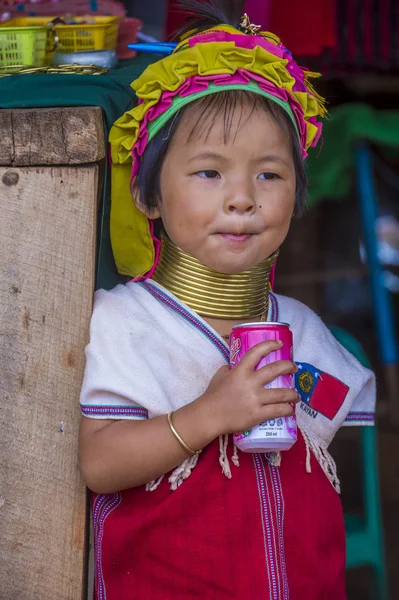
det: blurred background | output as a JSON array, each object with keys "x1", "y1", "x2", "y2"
[{"x1": 1, "y1": 1, "x2": 398, "y2": 598}]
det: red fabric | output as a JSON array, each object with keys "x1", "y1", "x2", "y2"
[
  {"x1": 268, "y1": 0, "x2": 337, "y2": 57},
  {"x1": 243, "y1": 0, "x2": 271, "y2": 29},
  {"x1": 92, "y1": 433, "x2": 346, "y2": 599}
]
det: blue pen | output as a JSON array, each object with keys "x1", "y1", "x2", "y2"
[{"x1": 128, "y1": 42, "x2": 177, "y2": 55}]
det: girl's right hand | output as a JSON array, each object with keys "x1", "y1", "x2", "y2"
[{"x1": 202, "y1": 340, "x2": 299, "y2": 436}]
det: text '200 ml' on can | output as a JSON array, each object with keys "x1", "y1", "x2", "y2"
[{"x1": 229, "y1": 322, "x2": 297, "y2": 453}]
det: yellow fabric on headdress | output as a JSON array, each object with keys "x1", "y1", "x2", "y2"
[
  {"x1": 109, "y1": 26, "x2": 326, "y2": 278},
  {"x1": 110, "y1": 164, "x2": 155, "y2": 277}
]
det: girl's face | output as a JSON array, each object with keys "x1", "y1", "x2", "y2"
[{"x1": 136, "y1": 102, "x2": 296, "y2": 274}]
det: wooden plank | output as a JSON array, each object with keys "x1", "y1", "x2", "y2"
[
  {"x1": 0, "y1": 107, "x2": 106, "y2": 166},
  {"x1": 0, "y1": 165, "x2": 98, "y2": 599}
]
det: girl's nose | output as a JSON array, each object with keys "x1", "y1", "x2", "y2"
[{"x1": 224, "y1": 187, "x2": 256, "y2": 215}]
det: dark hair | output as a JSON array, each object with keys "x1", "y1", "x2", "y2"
[
  {"x1": 134, "y1": 90, "x2": 307, "y2": 217},
  {"x1": 171, "y1": 0, "x2": 246, "y2": 41}
]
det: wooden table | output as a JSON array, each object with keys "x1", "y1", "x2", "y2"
[{"x1": 0, "y1": 106, "x2": 105, "y2": 599}]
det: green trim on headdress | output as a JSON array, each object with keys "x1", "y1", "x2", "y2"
[{"x1": 147, "y1": 80, "x2": 299, "y2": 142}]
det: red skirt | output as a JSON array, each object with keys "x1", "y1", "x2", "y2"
[{"x1": 91, "y1": 432, "x2": 346, "y2": 599}]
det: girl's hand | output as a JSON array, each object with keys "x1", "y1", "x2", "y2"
[{"x1": 201, "y1": 340, "x2": 299, "y2": 436}]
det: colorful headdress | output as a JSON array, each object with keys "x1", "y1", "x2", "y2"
[{"x1": 109, "y1": 11, "x2": 326, "y2": 279}]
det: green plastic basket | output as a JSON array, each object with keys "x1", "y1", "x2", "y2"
[{"x1": 0, "y1": 24, "x2": 48, "y2": 70}]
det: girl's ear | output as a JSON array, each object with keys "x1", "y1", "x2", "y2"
[{"x1": 131, "y1": 177, "x2": 161, "y2": 220}]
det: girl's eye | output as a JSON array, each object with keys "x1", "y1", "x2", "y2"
[
  {"x1": 195, "y1": 170, "x2": 220, "y2": 179},
  {"x1": 258, "y1": 172, "x2": 280, "y2": 181}
]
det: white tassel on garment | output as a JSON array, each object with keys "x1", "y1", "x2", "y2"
[
  {"x1": 219, "y1": 434, "x2": 232, "y2": 479},
  {"x1": 300, "y1": 426, "x2": 341, "y2": 493},
  {"x1": 232, "y1": 443, "x2": 240, "y2": 467},
  {"x1": 268, "y1": 451, "x2": 282, "y2": 467},
  {"x1": 145, "y1": 475, "x2": 165, "y2": 492},
  {"x1": 168, "y1": 454, "x2": 200, "y2": 491},
  {"x1": 146, "y1": 427, "x2": 342, "y2": 493}
]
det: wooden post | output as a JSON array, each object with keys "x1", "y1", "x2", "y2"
[{"x1": 0, "y1": 107, "x2": 105, "y2": 599}]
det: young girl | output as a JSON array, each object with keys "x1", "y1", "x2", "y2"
[{"x1": 79, "y1": 1, "x2": 376, "y2": 598}]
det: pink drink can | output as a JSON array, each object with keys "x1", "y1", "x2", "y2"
[{"x1": 230, "y1": 322, "x2": 297, "y2": 453}]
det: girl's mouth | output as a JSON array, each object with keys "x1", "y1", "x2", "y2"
[{"x1": 218, "y1": 233, "x2": 253, "y2": 242}]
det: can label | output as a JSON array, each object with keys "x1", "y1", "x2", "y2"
[
  {"x1": 230, "y1": 337, "x2": 242, "y2": 365},
  {"x1": 230, "y1": 322, "x2": 297, "y2": 453}
]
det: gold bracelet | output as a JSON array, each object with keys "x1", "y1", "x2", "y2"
[{"x1": 167, "y1": 411, "x2": 201, "y2": 456}]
